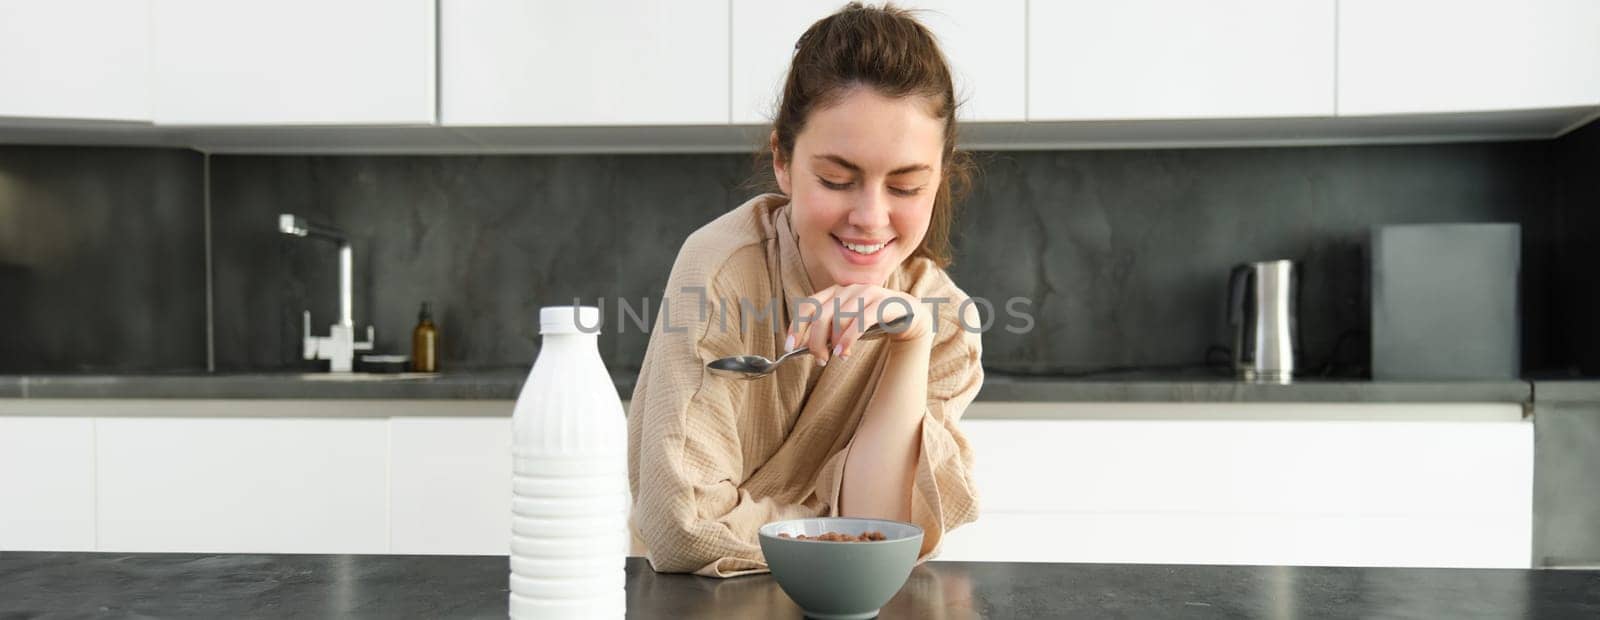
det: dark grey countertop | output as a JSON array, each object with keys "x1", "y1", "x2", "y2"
[
  {"x1": 3, "y1": 553, "x2": 1597, "y2": 618},
  {"x1": 1534, "y1": 380, "x2": 1600, "y2": 404},
  {"x1": 0, "y1": 370, "x2": 538, "y2": 401},
  {"x1": 978, "y1": 373, "x2": 1534, "y2": 403},
  {"x1": 0, "y1": 368, "x2": 1543, "y2": 404}
]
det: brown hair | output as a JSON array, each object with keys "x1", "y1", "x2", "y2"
[{"x1": 766, "y1": 2, "x2": 974, "y2": 268}]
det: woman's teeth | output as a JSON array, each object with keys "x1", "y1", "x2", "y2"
[{"x1": 840, "y1": 238, "x2": 889, "y2": 255}]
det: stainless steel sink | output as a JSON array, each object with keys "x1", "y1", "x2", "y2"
[{"x1": 293, "y1": 372, "x2": 438, "y2": 382}]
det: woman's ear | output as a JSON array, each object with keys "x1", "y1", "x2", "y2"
[{"x1": 770, "y1": 130, "x2": 791, "y2": 195}]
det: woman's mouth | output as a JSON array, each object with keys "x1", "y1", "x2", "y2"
[{"x1": 833, "y1": 234, "x2": 894, "y2": 265}]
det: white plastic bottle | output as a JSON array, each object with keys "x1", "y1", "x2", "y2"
[{"x1": 509, "y1": 306, "x2": 629, "y2": 619}]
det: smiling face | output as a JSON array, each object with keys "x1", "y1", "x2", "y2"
[{"x1": 773, "y1": 86, "x2": 945, "y2": 290}]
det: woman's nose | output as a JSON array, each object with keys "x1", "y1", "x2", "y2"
[{"x1": 848, "y1": 189, "x2": 891, "y2": 230}]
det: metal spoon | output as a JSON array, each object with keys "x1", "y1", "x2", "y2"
[{"x1": 706, "y1": 314, "x2": 915, "y2": 380}]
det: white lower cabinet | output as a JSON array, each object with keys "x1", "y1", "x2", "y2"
[
  {"x1": 940, "y1": 413, "x2": 1533, "y2": 568},
  {"x1": 0, "y1": 417, "x2": 97, "y2": 551},
  {"x1": 388, "y1": 417, "x2": 512, "y2": 555},
  {"x1": 94, "y1": 417, "x2": 390, "y2": 554},
  {"x1": 940, "y1": 512, "x2": 1529, "y2": 568},
  {"x1": 0, "y1": 400, "x2": 1536, "y2": 568}
]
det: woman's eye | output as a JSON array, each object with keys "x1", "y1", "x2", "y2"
[
  {"x1": 889, "y1": 186, "x2": 924, "y2": 197},
  {"x1": 818, "y1": 177, "x2": 852, "y2": 190}
]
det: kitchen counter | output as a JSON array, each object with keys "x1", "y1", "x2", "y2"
[
  {"x1": 4, "y1": 553, "x2": 1597, "y2": 618},
  {"x1": 0, "y1": 370, "x2": 539, "y2": 401},
  {"x1": 978, "y1": 373, "x2": 1532, "y2": 403},
  {"x1": 1533, "y1": 380, "x2": 1600, "y2": 403},
  {"x1": 0, "y1": 369, "x2": 1536, "y2": 404}
]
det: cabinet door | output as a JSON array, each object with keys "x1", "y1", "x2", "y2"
[
  {"x1": 389, "y1": 417, "x2": 512, "y2": 555},
  {"x1": 0, "y1": 417, "x2": 96, "y2": 551},
  {"x1": 95, "y1": 417, "x2": 389, "y2": 553},
  {"x1": 946, "y1": 408, "x2": 1532, "y2": 568},
  {"x1": 441, "y1": 0, "x2": 728, "y2": 126},
  {"x1": 150, "y1": 0, "x2": 435, "y2": 125},
  {"x1": 0, "y1": 1, "x2": 149, "y2": 122},
  {"x1": 1338, "y1": 0, "x2": 1600, "y2": 115},
  {"x1": 731, "y1": 1, "x2": 1025, "y2": 124},
  {"x1": 940, "y1": 512, "x2": 1532, "y2": 569},
  {"x1": 1028, "y1": 0, "x2": 1335, "y2": 120}
]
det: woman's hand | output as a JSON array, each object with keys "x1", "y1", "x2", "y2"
[{"x1": 785, "y1": 284, "x2": 934, "y2": 366}]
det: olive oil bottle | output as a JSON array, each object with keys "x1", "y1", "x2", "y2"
[{"x1": 411, "y1": 302, "x2": 438, "y2": 373}]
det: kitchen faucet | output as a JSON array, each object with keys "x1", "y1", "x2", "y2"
[{"x1": 277, "y1": 214, "x2": 374, "y2": 372}]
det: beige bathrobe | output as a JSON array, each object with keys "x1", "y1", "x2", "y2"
[{"x1": 627, "y1": 193, "x2": 984, "y2": 578}]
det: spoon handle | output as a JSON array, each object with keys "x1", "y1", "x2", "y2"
[{"x1": 777, "y1": 345, "x2": 810, "y2": 363}]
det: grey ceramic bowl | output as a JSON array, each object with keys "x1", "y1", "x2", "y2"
[{"x1": 758, "y1": 517, "x2": 923, "y2": 620}]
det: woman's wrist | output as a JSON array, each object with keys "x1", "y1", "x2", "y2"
[
  {"x1": 886, "y1": 328, "x2": 934, "y2": 355},
  {"x1": 886, "y1": 299, "x2": 935, "y2": 344}
]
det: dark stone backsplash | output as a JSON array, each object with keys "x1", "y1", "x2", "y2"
[
  {"x1": 0, "y1": 146, "x2": 205, "y2": 373},
  {"x1": 208, "y1": 154, "x2": 752, "y2": 373},
  {"x1": 207, "y1": 142, "x2": 1565, "y2": 377},
  {"x1": 955, "y1": 144, "x2": 1557, "y2": 376},
  {"x1": 2, "y1": 122, "x2": 1596, "y2": 376},
  {"x1": 1549, "y1": 120, "x2": 1600, "y2": 376}
]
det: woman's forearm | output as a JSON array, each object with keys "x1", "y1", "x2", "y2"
[{"x1": 839, "y1": 334, "x2": 932, "y2": 521}]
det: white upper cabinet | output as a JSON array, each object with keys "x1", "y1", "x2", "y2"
[
  {"x1": 731, "y1": 1, "x2": 1026, "y2": 125},
  {"x1": 441, "y1": 0, "x2": 728, "y2": 126},
  {"x1": 149, "y1": 0, "x2": 435, "y2": 126},
  {"x1": 1028, "y1": 0, "x2": 1336, "y2": 120},
  {"x1": 4, "y1": 0, "x2": 1595, "y2": 148},
  {"x1": 0, "y1": 1, "x2": 150, "y2": 122},
  {"x1": 1338, "y1": 0, "x2": 1600, "y2": 116}
]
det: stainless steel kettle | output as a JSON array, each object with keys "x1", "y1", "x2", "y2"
[{"x1": 1228, "y1": 260, "x2": 1298, "y2": 383}]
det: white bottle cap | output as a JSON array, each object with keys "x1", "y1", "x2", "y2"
[{"x1": 540, "y1": 305, "x2": 602, "y2": 335}]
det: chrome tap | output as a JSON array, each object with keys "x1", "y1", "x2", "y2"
[{"x1": 278, "y1": 214, "x2": 374, "y2": 372}]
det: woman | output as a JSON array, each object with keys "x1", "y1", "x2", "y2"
[{"x1": 628, "y1": 3, "x2": 983, "y2": 578}]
